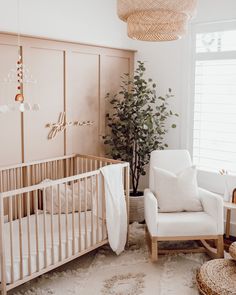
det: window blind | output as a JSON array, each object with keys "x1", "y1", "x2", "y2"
[{"x1": 192, "y1": 23, "x2": 236, "y2": 173}]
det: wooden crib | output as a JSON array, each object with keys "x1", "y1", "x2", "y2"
[{"x1": 0, "y1": 154, "x2": 129, "y2": 294}]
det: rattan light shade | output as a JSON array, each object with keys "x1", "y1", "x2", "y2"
[{"x1": 117, "y1": 0, "x2": 198, "y2": 41}]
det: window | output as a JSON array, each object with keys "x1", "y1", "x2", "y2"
[{"x1": 192, "y1": 21, "x2": 236, "y2": 173}]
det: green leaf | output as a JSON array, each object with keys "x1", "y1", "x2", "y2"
[{"x1": 103, "y1": 60, "x2": 177, "y2": 193}]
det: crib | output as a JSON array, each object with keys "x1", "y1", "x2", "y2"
[{"x1": 0, "y1": 154, "x2": 129, "y2": 294}]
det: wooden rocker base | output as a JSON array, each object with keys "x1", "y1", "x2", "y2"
[{"x1": 145, "y1": 226, "x2": 224, "y2": 262}]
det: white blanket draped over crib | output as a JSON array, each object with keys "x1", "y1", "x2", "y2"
[{"x1": 100, "y1": 164, "x2": 127, "y2": 255}]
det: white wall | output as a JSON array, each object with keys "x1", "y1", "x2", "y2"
[{"x1": 0, "y1": 0, "x2": 133, "y2": 49}]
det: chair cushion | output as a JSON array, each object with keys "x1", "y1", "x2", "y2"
[
  {"x1": 156, "y1": 212, "x2": 217, "y2": 237},
  {"x1": 153, "y1": 166, "x2": 203, "y2": 212}
]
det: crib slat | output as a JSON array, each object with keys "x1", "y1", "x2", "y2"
[
  {"x1": 58, "y1": 184, "x2": 62, "y2": 261},
  {"x1": 73, "y1": 157, "x2": 77, "y2": 175},
  {"x1": 125, "y1": 165, "x2": 130, "y2": 244},
  {"x1": 9, "y1": 195, "x2": 14, "y2": 283},
  {"x1": 76, "y1": 157, "x2": 79, "y2": 174},
  {"x1": 66, "y1": 159, "x2": 69, "y2": 177},
  {"x1": 46, "y1": 162, "x2": 49, "y2": 180},
  {"x1": 15, "y1": 169, "x2": 20, "y2": 220},
  {"x1": 55, "y1": 161, "x2": 58, "y2": 179},
  {"x1": 36, "y1": 164, "x2": 42, "y2": 209},
  {"x1": 90, "y1": 177, "x2": 94, "y2": 246},
  {"x1": 44, "y1": 163, "x2": 47, "y2": 182},
  {"x1": 27, "y1": 192, "x2": 32, "y2": 276},
  {"x1": 51, "y1": 185, "x2": 55, "y2": 264},
  {"x1": 65, "y1": 184, "x2": 69, "y2": 258},
  {"x1": 40, "y1": 163, "x2": 43, "y2": 182},
  {"x1": 78, "y1": 180, "x2": 81, "y2": 252},
  {"x1": 72, "y1": 182, "x2": 75, "y2": 255},
  {"x1": 80, "y1": 158, "x2": 83, "y2": 173},
  {"x1": 0, "y1": 171, "x2": 2, "y2": 193},
  {"x1": 101, "y1": 175, "x2": 105, "y2": 240},
  {"x1": 52, "y1": 162, "x2": 55, "y2": 180},
  {"x1": 19, "y1": 168, "x2": 24, "y2": 280},
  {"x1": 34, "y1": 190, "x2": 40, "y2": 272},
  {"x1": 50, "y1": 162, "x2": 53, "y2": 179},
  {"x1": 18, "y1": 193, "x2": 23, "y2": 280},
  {"x1": 96, "y1": 174, "x2": 99, "y2": 243},
  {"x1": 0, "y1": 196, "x2": 7, "y2": 294},
  {"x1": 54, "y1": 161, "x2": 57, "y2": 179},
  {"x1": 70, "y1": 157, "x2": 73, "y2": 176},
  {"x1": 7, "y1": 168, "x2": 10, "y2": 191},
  {"x1": 20, "y1": 167, "x2": 24, "y2": 217},
  {"x1": 31, "y1": 166, "x2": 35, "y2": 213},
  {"x1": 13, "y1": 169, "x2": 17, "y2": 220},
  {"x1": 43, "y1": 188, "x2": 48, "y2": 268},
  {"x1": 84, "y1": 178, "x2": 88, "y2": 249}
]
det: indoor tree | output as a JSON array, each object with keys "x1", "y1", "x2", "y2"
[{"x1": 104, "y1": 61, "x2": 178, "y2": 196}]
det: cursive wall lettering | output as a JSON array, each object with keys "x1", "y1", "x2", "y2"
[{"x1": 46, "y1": 112, "x2": 94, "y2": 139}]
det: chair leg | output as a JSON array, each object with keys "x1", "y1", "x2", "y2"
[
  {"x1": 216, "y1": 235, "x2": 224, "y2": 258},
  {"x1": 145, "y1": 227, "x2": 158, "y2": 262},
  {"x1": 151, "y1": 238, "x2": 158, "y2": 262},
  {"x1": 145, "y1": 226, "x2": 151, "y2": 252}
]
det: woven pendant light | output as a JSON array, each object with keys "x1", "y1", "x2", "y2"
[{"x1": 117, "y1": 0, "x2": 198, "y2": 41}]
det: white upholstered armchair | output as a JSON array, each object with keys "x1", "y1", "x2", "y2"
[{"x1": 145, "y1": 150, "x2": 224, "y2": 261}]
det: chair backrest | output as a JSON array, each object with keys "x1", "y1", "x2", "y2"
[{"x1": 149, "y1": 149, "x2": 192, "y2": 192}]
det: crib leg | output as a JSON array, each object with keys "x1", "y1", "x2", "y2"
[
  {"x1": 1, "y1": 286, "x2": 6, "y2": 295},
  {"x1": 0, "y1": 198, "x2": 7, "y2": 295}
]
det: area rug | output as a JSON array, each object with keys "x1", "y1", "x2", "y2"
[{"x1": 12, "y1": 223, "x2": 208, "y2": 295}]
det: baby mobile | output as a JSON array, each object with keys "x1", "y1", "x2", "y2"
[{"x1": 0, "y1": 0, "x2": 39, "y2": 114}]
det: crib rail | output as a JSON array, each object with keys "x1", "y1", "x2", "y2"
[{"x1": 0, "y1": 155, "x2": 129, "y2": 294}]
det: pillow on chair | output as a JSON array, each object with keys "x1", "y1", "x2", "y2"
[{"x1": 153, "y1": 166, "x2": 203, "y2": 212}]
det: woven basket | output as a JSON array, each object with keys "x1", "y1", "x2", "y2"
[
  {"x1": 196, "y1": 259, "x2": 236, "y2": 295},
  {"x1": 129, "y1": 196, "x2": 144, "y2": 223}
]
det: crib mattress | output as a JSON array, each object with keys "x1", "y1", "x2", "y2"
[{"x1": 3, "y1": 212, "x2": 106, "y2": 284}]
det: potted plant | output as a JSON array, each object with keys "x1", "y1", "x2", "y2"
[{"x1": 103, "y1": 61, "x2": 178, "y2": 222}]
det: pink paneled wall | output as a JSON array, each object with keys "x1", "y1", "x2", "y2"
[{"x1": 0, "y1": 34, "x2": 134, "y2": 167}]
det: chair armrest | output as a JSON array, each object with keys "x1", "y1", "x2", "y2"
[
  {"x1": 144, "y1": 189, "x2": 158, "y2": 236},
  {"x1": 199, "y1": 187, "x2": 224, "y2": 234}
]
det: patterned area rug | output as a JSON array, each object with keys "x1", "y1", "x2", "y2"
[{"x1": 12, "y1": 223, "x2": 208, "y2": 295}]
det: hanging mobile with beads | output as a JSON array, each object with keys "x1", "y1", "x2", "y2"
[
  {"x1": 0, "y1": 0, "x2": 39, "y2": 114},
  {"x1": 15, "y1": 46, "x2": 24, "y2": 110}
]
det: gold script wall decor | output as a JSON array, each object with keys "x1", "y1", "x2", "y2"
[{"x1": 46, "y1": 112, "x2": 94, "y2": 140}]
